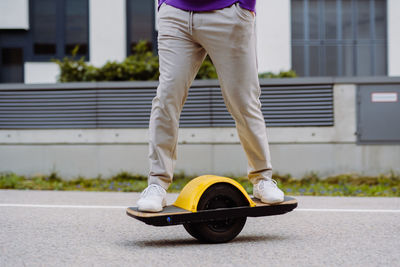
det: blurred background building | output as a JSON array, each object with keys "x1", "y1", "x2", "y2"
[
  {"x1": 0, "y1": 0, "x2": 399, "y2": 179},
  {"x1": 0, "y1": 0, "x2": 399, "y2": 84}
]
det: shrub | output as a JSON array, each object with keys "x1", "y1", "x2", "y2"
[
  {"x1": 258, "y1": 70, "x2": 297, "y2": 78},
  {"x1": 1, "y1": 171, "x2": 399, "y2": 196},
  {"x1": 195, "y1": 56, "x2": 218, "y2": 80},
  {"x1": 53, "y1": 42, "x2": 160, "y2": 82},
  {"x1": 54, "y1": 41, "x2": 296, "y2": 82}
]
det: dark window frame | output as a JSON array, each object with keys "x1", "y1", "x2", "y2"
[
  {"x1": 126, "y1": 0, "x2": 157, "y2": 56},
  {"x1": 26, "y1": 0, "x2": 90, "y2": 62},
  {"x1": 291, "y1": 0, "x2": 387, "y2": 77},
  {"x1": 0, "y1": 30, "x2": 27, "y2": 83}
]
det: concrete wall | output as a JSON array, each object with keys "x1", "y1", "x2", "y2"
[
  {"x1": 1, "y1": 83, "x2": 399, "y2": 179},
  {"x1": 256, "y1": 0, "x2": 291, "y2": 73},
  {"x1": 24, "y1": 62, "x2": 60, "y2": 84},
  {"x1": 388, "y1": 0, "x2": 400, "y2": 76},
  {"x1": 89, "y1": 0, "x2": 126, "y2": 67},
  {"x1": 1, "y1": 142, "x2": 398, "y2": 179},
  {"x1": 0, "y1": 0, "x2": 29, "y2": 30}
]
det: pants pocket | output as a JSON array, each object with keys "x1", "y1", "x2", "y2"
[{"x1": 234, "y1": 3, "x2": 254, "y2": 21}]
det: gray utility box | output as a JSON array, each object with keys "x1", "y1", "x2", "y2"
[{"x1": 357, "y1": 84, "x2": 400, "y2": 144}]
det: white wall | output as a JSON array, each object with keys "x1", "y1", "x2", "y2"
[
  {"x1": 256, "y1": 0, "x2": 291, "y2": 74},
  {"x1": 89, "y1": 0, "x2": 126, "y2": 67},
  {"x1": 0, "y1": 0, "x2": 29, "y2": 30},
  {"x1": 388, "y1": 0, "x2": 400, "y2": 76},
  {"x1": 1, "y1": 142, "x2": 399, "y2": 179},
  {"x1": 24, "y1": 62, "x2": 60, "y2": 84},
  {"x1": 154, "y1": 0, "x2": 159, "y2": 31}
]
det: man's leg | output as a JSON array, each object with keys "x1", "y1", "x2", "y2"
[
  {"x1": 138, "y1": 4, "x2": 207, "y2": 211},
  {"x1": 194, "y1": 4, "x2": 283, "y2": 202}
]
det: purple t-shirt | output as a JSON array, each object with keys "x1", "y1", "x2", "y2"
[{"x1": 158, "y1": 0, "x2": 256, "y2": 12}]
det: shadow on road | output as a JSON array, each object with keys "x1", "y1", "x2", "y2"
[{"x1": 119, "y1": 234, "x2": 287, "y2": 248}]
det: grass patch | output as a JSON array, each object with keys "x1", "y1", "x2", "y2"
[{"x1": 0, "y1": 171, "x2": 399, "y2": 197}]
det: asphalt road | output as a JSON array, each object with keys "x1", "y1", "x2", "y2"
[{"x1": 1, "y1": 190, "x2": 399, "y2": 267}]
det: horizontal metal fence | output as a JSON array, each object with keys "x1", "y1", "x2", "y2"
[{"x1": 0, "y1": 80, "x2": 334, "y2": 129}]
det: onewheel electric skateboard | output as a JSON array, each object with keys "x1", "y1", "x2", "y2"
[{"x1": 127, "y1": 175, "x2": 297, "y2": 243}]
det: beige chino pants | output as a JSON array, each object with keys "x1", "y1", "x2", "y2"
[{"x1": 148, "y1": 3, "x2": 272, "y2": 189}]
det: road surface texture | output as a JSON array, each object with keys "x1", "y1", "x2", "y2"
[{"x1": 1, "y1": 190, "x2": 399, "y2": 266}]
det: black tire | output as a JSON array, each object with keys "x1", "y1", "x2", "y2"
[{"x1": 183, "y1": 183, "x2": 249, "y2": 243}]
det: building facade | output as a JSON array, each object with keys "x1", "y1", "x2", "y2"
[{"x1": 0, "y1": 0, "x2": 399, "y2": 84}]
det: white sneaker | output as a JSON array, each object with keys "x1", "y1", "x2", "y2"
[
  {"x1": 137, "y1": 184, "x2": 167, "y2": 212},
  {"x1": 253, "y1": 179, "x2": 284, "y2": 204}
]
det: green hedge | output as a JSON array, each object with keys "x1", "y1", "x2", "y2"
[
  {"x1": 54, "y1": 41, "x2": 296, "y2": 82},
  {"x1": 258, "y1": 70, "x2": 297, "y2": 78},
  {"x1": 1, "y1": 171, "x2": 399, "y2": 196}
]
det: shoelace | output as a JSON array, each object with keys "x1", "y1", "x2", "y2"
[
  {"x1": 259, "y1": 179, "x2": 278, "y2": 190},
  {"x1": 140, "y1": 184, "x2": 165, "y2": 198},
  {"x1": 269, "y1": 179, "x2": 278, "y2": 186}
]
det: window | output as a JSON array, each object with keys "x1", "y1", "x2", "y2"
[
  {"x1": 30, "y1": 0, "x2": 89, "y2": 60},
  {"x1": 0, "y1": 47, "x2": 24, "y2": 83},
  {"x1": 126, "y1": 0, "x2": 156, "y2": 54},
  {"x1": 32, "y1": 0, "x2": 57, "y2": 55},
  {"x1": 65, "y1": 0, "x2": 89, "y2": 56},
  {"x1": 0, "y1": 0, "x2": 89, "y2": 83},
  {"x1": 0, "y1": 31, "x2": 26, "y2": 83},
  {"x1": 291, "y1": 0, "x2": 387, "y2": 77}
]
